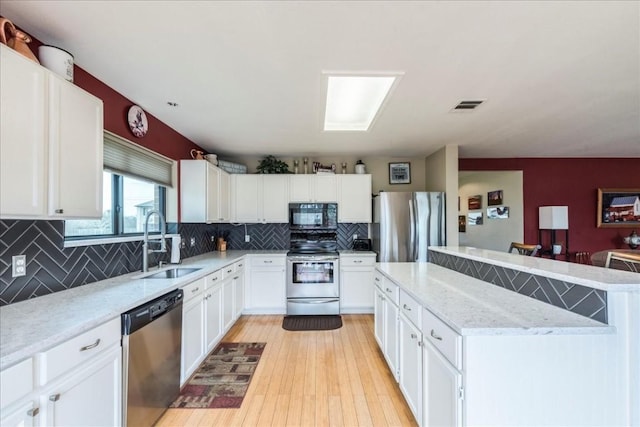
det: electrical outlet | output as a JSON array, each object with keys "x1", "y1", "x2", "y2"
[
  {"x1": 190, "y1": 237, "x2": 196, "y2": 247},
  {"x1": 353, "y1": 234, "x2": 358, "y2": 241},
  {"x1": 245, "y1": 235, "x2": 251, "y2": 243},
  {"x1": 12, "y1": 255, "x2": 26, "y2": 278},
  {"x1": 210, "y1": 236, "x2": 216, "y2": 242}
]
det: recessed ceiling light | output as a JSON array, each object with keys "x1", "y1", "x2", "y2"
[
  {"x1": 167, "y1": 101, "x2": 179, "y2": 107},
  {"x1": 323, "y1": 73, "x2": 402, "y2": 131}
]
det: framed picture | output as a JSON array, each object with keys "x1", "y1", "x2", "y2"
[
  {"x1": 468, "y1": 195, "x2": 482, "y2": 210},
  {"x1": 597, "y1": 188, "x2": 640, "y2": 228},
  {"x1": 487, "y1": 190, "x2": 503, "y2": 206},
  {"x1": 458, "y1": 215, "x2": 466, "y2": 232},
  {"x1": 389, "y1": 162, "x2": 411, "y2": 184},
  {"x1": 487, "y1": 206, "x2": 509, "y2": 219},
  {"x1": 468, "y1": 212, "x2": 483, "y2": 225}
]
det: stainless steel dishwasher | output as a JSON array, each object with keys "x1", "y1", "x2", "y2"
[{"x1": 122, "y1": 289, "x2": 183, "y2": 427}]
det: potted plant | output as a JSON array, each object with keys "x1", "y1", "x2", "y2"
[{"x1": 256, "y1": 155, "x2": 291, "y2": 174}]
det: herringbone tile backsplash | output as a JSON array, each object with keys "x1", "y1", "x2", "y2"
[
  {"x1": 0, "y1": 220, "x2": 368, "y2": 305},
  {"x1": 429, "y1": 251, "x2": 608, "y2": 323}
]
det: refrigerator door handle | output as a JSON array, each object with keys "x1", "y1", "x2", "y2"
[{"x1": 409, "y1": 199, "x2": 416, "y2": 261}]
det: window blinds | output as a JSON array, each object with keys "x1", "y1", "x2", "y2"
[{"x1": 103, "y1": 131, "x2": 174, "y2": 187}]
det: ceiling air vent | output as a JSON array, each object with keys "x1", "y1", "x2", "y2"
[{"x1": 452, "y1": 100, "x2": 484, "y2": 111}]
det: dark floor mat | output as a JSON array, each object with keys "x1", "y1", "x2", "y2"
[{"x1": 282, "y1": 315, "x2": 343, "y2": 331}]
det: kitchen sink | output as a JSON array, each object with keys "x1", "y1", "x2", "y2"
[{"x1": 141, "y1": 267, "x2": 201, "y2": 279}]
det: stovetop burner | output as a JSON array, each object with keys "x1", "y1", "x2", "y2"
[{"x1": 289, "y1": 230, "x2": 337, "y2": 256}]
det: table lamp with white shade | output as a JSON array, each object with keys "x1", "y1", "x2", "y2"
[{"x1": 539, "y1": 206, "x2": 569, "y2": 258}]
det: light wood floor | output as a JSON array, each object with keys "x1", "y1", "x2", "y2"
[{"x1": 156, "y1": 314, "x2": 418, "y2": 427}]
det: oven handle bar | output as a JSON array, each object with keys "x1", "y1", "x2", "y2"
[
  {"x1": 287, "y1": 256, "x2": 339, "y2": 262},
  {"x1": 287, "y1": 298, "x2": 340, "y2": 304}
]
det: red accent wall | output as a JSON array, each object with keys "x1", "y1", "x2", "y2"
[
  {"x1": 22, "y1": 32, "x2": 204, "y2": 160},
  {"x1": 459, "y1": 158, "x2": 638, "y2": 256}
]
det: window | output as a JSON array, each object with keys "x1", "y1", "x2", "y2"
[
  {"x1": 65, "y1": 131, "x2": 173, "y2": 240},
  {"x1": 64, "y1": 172, "x2": 165, "y2": 238}
]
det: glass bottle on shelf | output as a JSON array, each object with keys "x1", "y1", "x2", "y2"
[
  {"x1": 303, "y1": 158, "x2": 308, "y2": 174},
  {"x1": 293, "y1": 160, "x2": 299, "y2": 174},
  {"x1": 342, "y1": 162, "x2": 347, "y2": 174}
]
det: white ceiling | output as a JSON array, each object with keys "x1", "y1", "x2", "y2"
[{"x1": 2, "y1": 1, "x2": 639, "y2": 159}]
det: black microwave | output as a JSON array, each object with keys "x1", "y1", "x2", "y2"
[{"x1": 289, "y1": 203, "x2": 338, "y2": 230}]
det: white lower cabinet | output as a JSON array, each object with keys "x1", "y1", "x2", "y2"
[
  {"x1": 374, "y1": 273, "x2": 400, "y2": 381},
  {"x1": 42, "y1": 345, "x2": 121, "y2": 426},
  {"x1": 1, "y1": 400, "x2": 39, "y2": 427},
  {"x1": 181, "y1": 265, "x2": 244, "y2": 385},
  {"x1": 0, "y1": 318, "x2": 122, "y2": 427},
  {"x1": 399, "y1": 313, "x2": 423, "y2": 423},
  {"x1": 233, "y1": 261, "x2": 245, "y2": 319},
  {"x1": 423, "y1": 339, "x2": 462, "y2": 427},
  {"x1": 222, "y1": 277, "x2": 235, "y2": 331},
  {"x1": 205, "y1": 282, "x2": 223, "y2": 353},
  {"x1": 181, "y1": 279, "x2": 206, "y2": 383},
  {"x1": 245, "y1": 255, "x2": 286, "y2": 314},
  {"x1": 339, "y1": 253, "x2": 376, "y2": 313}
]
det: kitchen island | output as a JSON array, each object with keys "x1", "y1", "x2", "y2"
[{"x1": 374, "y1": 246, "x2": 639, "y2": 427}]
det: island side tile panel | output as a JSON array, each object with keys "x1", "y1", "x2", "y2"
[{"x1": 430, "y1": 252, "x2": 607, "y2": 323}]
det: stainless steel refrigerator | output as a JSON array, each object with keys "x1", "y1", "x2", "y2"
[{"x1": 371, "y1": 192, "x2": 446, "y2": 262}]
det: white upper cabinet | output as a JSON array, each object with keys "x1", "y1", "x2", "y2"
[
  {"x1": 337, "y1": 174, "x2": 371, "y2": 223},
  {"x1": 289, "y1": 175, "x2": 337, "y2": 202},
  {"x1": 47, "y1": 74, "x2": 103, "y2": 218},
  {"x1": 180, "y1": 160, "x2": 230, "y2": 223},
  {"x1": 0, "y1": 45, "x2": 103, "y2": 219},
  {"x1": 231, "y1": 174, "x2": 288, "y2": 223}
]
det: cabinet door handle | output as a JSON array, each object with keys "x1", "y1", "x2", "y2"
[
  {"x1": 430, "y1": 329, "x2": 443, "y2": 341},
  {"x1": 211, "y1": 277, "x2": 218, "y2": 281},
  {"x1": 55, "y1": 209, "x2": 64, "y2": 214},
  {"x1": 403, "y1": 304, "x2": 411, "y2": 311},
  {"x1": 417, "y1": 341, "x2": 423, "y2": 347},
  {"x1": 233, "y1": 276, "x2": 239, "y2": 280},
  {"x1": 49, "y1": 393, "x2": 61, "y2": 402},
  {"x1": 80, "y1": 338, "x2": 100, "y2": 352},
  {"x1": 385, "y1": 288, "x2": 392, "y2": 293},
  {"x1": 192, "y1": 287, "x2": 200, "y2": 293},
  {"x1": 264, "y1": 260, "x2": 273, "y2": 264},
  {"x1": 227, "y1": 269, "x2": 233, "y2": 273},
  {"x1": 375, "y1": 277, "x2": 381, "y2": 282},
  {"x1": 27, "y1": 407, "x2": 39, "y2": 417},
  {"x1": 354, "y1": 260, "x2": 363, "y2": 264},
  {"x1": 410, "y1": 333, "x2": 417, "y2": 339}
]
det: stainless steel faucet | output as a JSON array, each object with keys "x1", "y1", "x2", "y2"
[{"x1": 142, "y1": 209, "x2": 167, "y2": 273}]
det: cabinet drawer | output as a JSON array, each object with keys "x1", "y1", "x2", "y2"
[
  {"x1": 399, "y1": 290, "x2": 421, "y2": 329},
  {"x1": 422, "y1": 308, "x2": 462, "y2": 370},
  {"x1": 250, "y1": 255, "x2": 285, "y2": 267},
  {"x1": 221, "y1": 263, "x2": 235, "y2": 279},
  {"x1": 380, "y1": 277, "x2": 399, "y2": 305},
  {"x1": 0, "y1": 358, "x2": 33, "y2": 409},
  {"x1": 373, "y1": 271, "x2": 384, "y2": 289},
  {"x1": 38, "y1": 317, "x2": 120, "y2": 386},
  {"x1": 206, "y1": 270, "x2": 223, "y2": 289},
  {"x1": 341, "y1": 255, "x2": 375, "y2": 267},
  {"x1": 183, "y1": 277, "x2": 206, "y2": 301}
]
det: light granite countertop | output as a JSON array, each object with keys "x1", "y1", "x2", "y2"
[
  {"x1": 0, "y1": 250, "x2": 288, "y2": 371},
  {"x1": 431, "y1": 246, "x2": 640, "y2": 292},
  {"x1": 376, "y1": 262, "x2": 613, "y2": 336}
]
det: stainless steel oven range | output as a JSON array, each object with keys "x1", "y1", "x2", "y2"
[{"x1": 286, "y1": 253, "x2": 340, "y2": 315}]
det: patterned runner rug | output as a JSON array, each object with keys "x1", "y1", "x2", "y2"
[{"x1": 170, "y1": 342, "x2": 266, "y2": 409}]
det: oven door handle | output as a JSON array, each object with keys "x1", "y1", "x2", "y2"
[
  {"x1": 287, "y1": 256, "x2": 339, "y2": 262},
  {"x1": 288, "y1": 299, "x2": 340, "y2": 304}
]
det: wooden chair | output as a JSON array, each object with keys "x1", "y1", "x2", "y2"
[
  {"x1": 508, "y1": 242, "x2": 541, "y2": 256},
  {"x1": 604, "y1": 251, "x2": 640, "y2": 273},
  {"x1": 575, "y1": 251, "x2": 592, "y2": 265}
]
